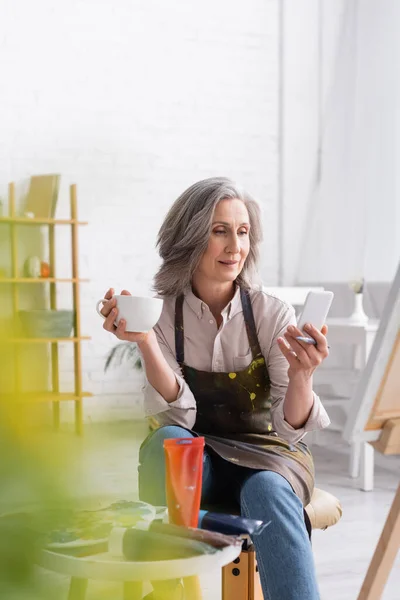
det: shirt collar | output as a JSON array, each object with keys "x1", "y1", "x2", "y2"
[
  {"x1": 227, "y1": 284, "x2": 243, "y2": 319},
  {"x1": 184, "y1": 284, "x2": 243, "y2": 320},
  {"x1": 184, "y1": 287, "x2": 204, "y2": 319}
]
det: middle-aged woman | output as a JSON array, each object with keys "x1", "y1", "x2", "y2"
[{"x1": 100, "y1": 177, "x2": 331, "y2": 600}]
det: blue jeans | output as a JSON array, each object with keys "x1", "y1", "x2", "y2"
[{"x1": 138, "y1": 425, "x2": 320, "y2": 600}]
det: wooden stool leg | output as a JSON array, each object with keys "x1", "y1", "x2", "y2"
[
  {"x1": 183, "y1": 575, "x2": 202, "y2": 599},
  {"x1": 123, "y1": 581, "x2": 143, "y2": 600},
  {"x1": 222, "y1": 551, "x2": 249, "y2": 600},
  {"x1": 248, "y1": 550, "x2": 264, "y2": 600},
  {"x1": 68, "y1": 577, "x2": 88, "y2": 600}
]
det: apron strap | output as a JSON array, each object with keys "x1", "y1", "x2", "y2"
[
  {"x1": 175, "y1": 294, "x2": 185, "y2": 367},
  {"x1": 240, "y1": 287, "x2": 263, "y2": 359}
]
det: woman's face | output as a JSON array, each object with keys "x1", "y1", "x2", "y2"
[{"x1": 195, "y1": 198, "x2": 251, "y2": 285}]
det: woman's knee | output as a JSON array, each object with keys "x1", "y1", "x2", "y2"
[
  {"x1": 139, "y1": 425, "x2": 193, "y2": 464},
  {"x1": 139, "y1": 425, "x2": 193, "y2": 504},
  {"x1": 242, "y1": 469, "x2": 290, "y2": 494},
  {"x1": 240, "y1": 470, "x2": 302, "y2": 515},
  {"x1": 146, "y1": 424, "x2": 192, "y2": 444}
]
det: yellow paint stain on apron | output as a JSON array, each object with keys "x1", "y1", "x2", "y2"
[{"x1": 247, "y1": 357, "x2": 265, "y2": 374}]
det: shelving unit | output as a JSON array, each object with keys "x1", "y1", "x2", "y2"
[
  {"x1": 0, "y1": 182, "x2": 92, "y2": 435},
  {"x1": 6, "y1": 337, "x2": 91, "y2": 344},
  {"x1": 0, "y1": 278, "x2": 89, "y2": 283}
]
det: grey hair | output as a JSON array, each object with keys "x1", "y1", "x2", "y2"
[{"x1": 153, "y1": 177, "x2": 263, "y2": 297}]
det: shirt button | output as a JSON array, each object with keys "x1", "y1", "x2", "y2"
[{"x1": 209, "y1": 319, "x2": 214, "y2": 324}]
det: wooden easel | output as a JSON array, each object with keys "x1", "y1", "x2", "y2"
[
  {"x1": 343, "y1": 262, "x2": 400, "y2": 598},
  {"x1": 356, "y1": 335, "x2": 400, "y2": 599},
  {"x1": 357, "y1": 376, "x2": 400, "y2": 600},
  {"x1": 357, "y1": 481, "x2": 400, "y2": 600}
]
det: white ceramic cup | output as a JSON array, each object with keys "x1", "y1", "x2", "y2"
[{"x1": 96, "y1": 295, "x2": 163, "y2": 333}]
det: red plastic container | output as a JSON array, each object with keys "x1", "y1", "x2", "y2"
[{"x1": 163, "y1": 437, "x2": 205, "y2": 528}]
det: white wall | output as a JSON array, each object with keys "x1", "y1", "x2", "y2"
[
  {"x1": 282, "y1": 0, "x2": 348, "y2": 285},
  {"x1": 0, "y1": 0, "x2": 280, "y2": 420},
  {"x1": 292, "y1": 0, "x2": 400, "y2": 285},
  {"x1": 1, "y1": 1, "x2": 394, "y2": 422}
]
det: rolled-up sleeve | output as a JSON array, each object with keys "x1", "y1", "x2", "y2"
[
  {"x1": 262, "y1": 303, "x2": 331, "y2": 443},
  {"x1": 272, "y1": 390, "x2": 331, "y2": 443},
  {"x1": 140, "y1": 326, "x2": 197, "y2": 429}
]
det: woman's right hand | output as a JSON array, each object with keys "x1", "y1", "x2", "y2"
[
  {"x1": 101, "y1": 289, "x2": 179, "y2": 404},
  {"x1": 100, "y1": 288, "x2": 153, "y2": 345}
]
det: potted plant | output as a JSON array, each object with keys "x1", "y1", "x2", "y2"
[
  {"x1": 104, "y1": 342, "x2": 141, "y2": 372},
  {"x1": 104, "y1": 343, "x2": 160, "y2": 430}
]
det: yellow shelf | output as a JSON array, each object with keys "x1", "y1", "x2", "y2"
[
  {"x1": 0, "y1": 217, "x2": 88, "y2": 225},
  {"x1": 1, "y1": 392, "x2": 93, "y2": 403},
  {"x1": 5, "y1": 182, "x2": 89, "y2": 435},
  {"x1": 0, "y1": 278, "x2": 89, "y2": 283},
  {"x1": 6, "y1": 337, "x2": 91, "y2": 344}
]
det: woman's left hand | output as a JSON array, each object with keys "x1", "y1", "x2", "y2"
[{"x1": 277, "y1": 323, "x2": 329, "y2": 381}]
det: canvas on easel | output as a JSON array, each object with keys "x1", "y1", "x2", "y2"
[{"x1": 24, "y1": 174, "x2": 60, "y2": 219}]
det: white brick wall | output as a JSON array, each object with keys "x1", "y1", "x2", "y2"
[
  {"x1": 6, "y1": 2, "x2": 383, "y2": 424},
  {"x1": 0, "y1": 0, "x2": 280, "y2": 420}
]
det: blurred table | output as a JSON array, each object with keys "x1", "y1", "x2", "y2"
[{"x1": 37, "y1": 543, "x2": 241, "y2": 600}]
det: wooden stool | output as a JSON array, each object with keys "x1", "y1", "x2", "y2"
[
  {"x1": 222, "y1": 540, "x2": 263, "y2": 600},
  {"x1": 221, "y1": 487, "x2": 343, "y2": 600}
]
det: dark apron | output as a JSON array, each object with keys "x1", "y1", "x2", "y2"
[{"x1": 175, "y1": 288, "x2": 314, "y2": 506}]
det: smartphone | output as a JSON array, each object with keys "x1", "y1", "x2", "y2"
[{"x1": 297, "y1": 290, "x2": 334, "y2": 334}]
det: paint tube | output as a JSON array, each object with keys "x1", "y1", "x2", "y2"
[{"x1": 163, "y1": 437, "x2": 205, "y2": 528}]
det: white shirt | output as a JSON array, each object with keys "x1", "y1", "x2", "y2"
[{"x1": 142, "y1": 286, "x2": 330, "y2": 443}]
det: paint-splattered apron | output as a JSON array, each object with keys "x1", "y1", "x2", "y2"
[{"x1": 175, "y1": 288, "x2": 314, "y2": 506}]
